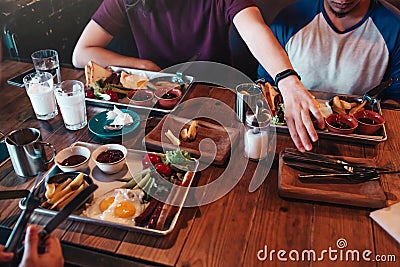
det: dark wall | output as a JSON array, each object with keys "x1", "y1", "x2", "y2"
[
  {"x1": 2, "y1": 0, "x2": 400, "y2": 78},
  {"x1": 1, "y1": 0, "x2": 102, "y2": 65},
  {"x1": 0, "y1": 0, "x2": 294, "y2": 75}
]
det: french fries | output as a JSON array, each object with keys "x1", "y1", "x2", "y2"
[
  {"x1": 331, "y1": 96, "x2": 366, "y2": 116},
  {"x1": 180, "y1": 120, "x2": 197, "y2": 142},
  {"x1": 349, "y1": 100, "x2": 367, "y2": 116},
  {"x1": 42, "y1": 173, "x2": 88, "y2": 211}
]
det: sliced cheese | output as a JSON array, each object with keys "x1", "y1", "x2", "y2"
[{"x1": 120, "y1": 71, "x2": 148, "y2": 89}]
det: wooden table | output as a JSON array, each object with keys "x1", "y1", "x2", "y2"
[{"x1": 0, "y1": 60, "x2": 399, "y2": 267}]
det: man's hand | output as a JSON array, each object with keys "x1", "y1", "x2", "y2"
[
  {"x1": 0, "y1": 245, "x2": 14, "y2": 263},
  {"x1": 278, "y1": 76, "x2": 325, "y2": 152},
  {"x1": 19, "y1": 225, "x2": 64, "y2": 267}
]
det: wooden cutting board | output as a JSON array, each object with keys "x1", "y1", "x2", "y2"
[
  {"x1": 278, "y1": 151, "x2": 387, "y2": 208},
  {"x1": 144, "y1": 114, "x2": 239, "y2": 165}
]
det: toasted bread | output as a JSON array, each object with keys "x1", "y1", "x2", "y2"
[
  {"x1": 180, "y1": 120, "x2": 197, "y2": 142},
  {"x1": 85, "y1": 60, "x2": 112, "y2": 86},
  {"x1": 259, "y1": 82, "x2": 279, "y2": 110}
]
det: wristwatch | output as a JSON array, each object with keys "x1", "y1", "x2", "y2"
[{"x1": 274, "y1": 69, "x2": 301, "y2": 87}]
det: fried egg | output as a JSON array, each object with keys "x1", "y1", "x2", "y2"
[{"x1": 83, "y1": 188, "x2": 147, "y2": 225}]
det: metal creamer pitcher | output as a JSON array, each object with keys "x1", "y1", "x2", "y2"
[{"x1": 5, "y1": 128, "x2": 55, "y2": 177}]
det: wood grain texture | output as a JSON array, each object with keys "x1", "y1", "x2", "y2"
[
  {"x1": 144, "y1": 114, "x2": 239, "y2": 165},
  {"x1": 243, "y1": 168, "x2": 314, "y2": 267},
  {"x1": 177, "y1": 163, "x2": 261, "y2": 267},
  {"x1": 278, "y1": 152, "x2": 386, "y2": 208},
  {"x1": 0, "y1": 60, "x2": 399, "y2": 267}
]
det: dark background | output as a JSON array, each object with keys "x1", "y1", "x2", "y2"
[
  {"x1": 0, "y1": 0, "x2": 102, "y2": 65},
  {"x1": 1, "y1": 0, "x2": 399, "y2": 79}
]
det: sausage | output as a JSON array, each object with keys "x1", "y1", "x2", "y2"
[
  {"x1": 155, "y1": 172, "x2": 194, "y2": 230},
  {"x1": 134, "y1": 198, "x2": 159, "y2": 225},
  {"x1": 147, "y1": 201, "x2": 164, "y2": 229}
]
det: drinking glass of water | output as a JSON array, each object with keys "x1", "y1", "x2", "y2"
[{"x1": 31, "y1": 49, "x2": 62, "y2": 85}]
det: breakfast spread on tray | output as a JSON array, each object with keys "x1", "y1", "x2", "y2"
[
  {"x1": 258, "y1": 81, "x2": 385, "y2": 136},
  {"x1": 84, "y1": 61, "x2": 187, "y2": 110},
  {"x1": 258, "y1": 82, "x2": 334, "y2": 125},
  {"x1": 85, "y1": 60, "x2": 149, "y2": 101},
  {"x1": 35, "y1": 145, "x2": 196, "y2": 232},
  {"x1": 83, "y1": 150, "x2": 195, "y2": 229}
]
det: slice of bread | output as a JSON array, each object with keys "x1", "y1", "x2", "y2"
[
  {"x1": 259, "y1": 82, "x2": 279, "y2": 110},
  {"x1": 85, "y1": 60, "x2": 112, "y2": 86}
]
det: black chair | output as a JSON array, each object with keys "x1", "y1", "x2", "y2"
[{"x1": 2, "y1": 26, "x2": 19, "y2": 60}]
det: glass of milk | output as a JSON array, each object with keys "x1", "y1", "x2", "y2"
[
  {"x1": 55, "y1": 80, "x2": 87, "y2": 130},
  {"x1": 23, "y1": 72, "x2": 58, "y2": 120}
]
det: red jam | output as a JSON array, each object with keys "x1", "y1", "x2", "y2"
[
  {"x1": 96, "y1": 150, "x2": 124, "y2": 163},
  {"x1": 60, "y1": 155, "x2": 87, "y2": 166}
]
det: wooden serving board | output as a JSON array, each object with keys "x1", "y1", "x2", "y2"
[
  {"x1": 278, "y1": 151, "x2": 387, "y2": 208},
  {"x1": 144, "y1": 114, "x2": 239, "y2": 165}
]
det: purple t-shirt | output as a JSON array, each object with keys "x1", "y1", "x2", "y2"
[{"x1": 92, "y1": 0, "x2": 256, "y2": 68}]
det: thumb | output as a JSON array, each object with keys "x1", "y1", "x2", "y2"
[{"x1": 23, "y1": 225, "x2": 39, "y2": 259}]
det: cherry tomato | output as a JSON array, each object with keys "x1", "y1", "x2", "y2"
[
  {"x1": 142, "y1": 153, "x2": 161, "y2": 168},
  {"x1": 127, "y1": 89, "x2": 138, "y2": 100},
  {"x1": 85, "y1": 90, "x2": 95, "y2": 99},
  {"x1": 155, "y1": 163, "x2": 172, "y2": 177},
  {"x1": 105, "y1": 89, "x2": 118, "y2": 102}
]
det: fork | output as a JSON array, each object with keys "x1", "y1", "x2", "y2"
[
  {"x1": 4, "y1": 173, "x2": 45, "y2": 253},
  {"x1": 298, "y1": 171, "x2": 380, "y2": 184},
  {"x1": 283, "y1": 148, "x2": 385, "y2": 173}
]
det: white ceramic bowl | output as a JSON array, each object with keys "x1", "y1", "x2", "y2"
[
  {"x1": 92, "y1": 144, "x2": 127, "y2": 174},
  {"x1": 55, "y1": 146, "x2": 91, "y2": 172}
]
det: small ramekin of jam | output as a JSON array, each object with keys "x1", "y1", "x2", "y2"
[
  {"x1": 326, "y1": 113, "x2": 358, "y2": 134},
  {"x1": 92, "y1": 144, "x2": 127, "y2": 174},
  {"x1": 127, "y1": 89, "x2": 154, "y2": 107},
  {"x1": 55, "y1": 146, "x2": 91, "y2": 172},
  {"x1": 353, "y1": 110, "x2": 385, "y2": 135},
  {"x1": 154, "y1": 87, "x2": 182, "y2": 109}
]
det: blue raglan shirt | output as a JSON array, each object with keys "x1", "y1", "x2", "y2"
[{"x1": 258, "y1": 0, "x2": 400, "y2": 101}]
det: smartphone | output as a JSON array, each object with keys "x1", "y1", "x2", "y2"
[
  {"x1": 0, "y1": 140, "x2": 10, "y2": 167},
  {"x1": 7, "y1": 68, "x2": 37, "y2": 87}
]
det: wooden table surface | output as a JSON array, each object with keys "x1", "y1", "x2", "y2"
[{"x1": 0, "y1": 60, "x2": 399, "y2": 267}]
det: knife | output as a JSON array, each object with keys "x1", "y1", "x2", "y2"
[
  {"x1": 37, "y1": 183, "x2": 98, "y2": 249},
  {"x1": 283, "y1": 148, "x2": 386, "y2": 171},
  {"x1": 298, "y1": 172, "x2": 379, "y2": 184},
  {"x1": 4, "y1": 173, "x2": 44, "y2": 253},
  {"x1": 284, "y1": 161, "x2": 343, "y2": 173},
  {"x1": 362, "y1": 77, "x2": 398, "y2": 102},
  {"x1": 13, "y1": 183, "x2": 98, "y2": 264}
]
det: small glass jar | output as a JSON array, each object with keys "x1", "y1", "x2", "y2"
[{"x1": 244, "y1": 109, "x2": 271, "y2": 161}]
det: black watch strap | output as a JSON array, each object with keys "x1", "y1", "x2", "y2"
[{"x1": 274, "y1": 69, "x2": 301, "y2": 87}]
